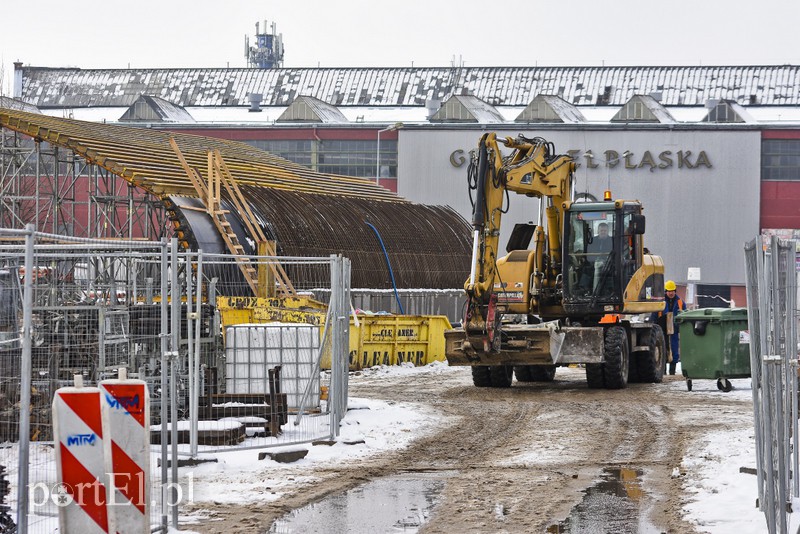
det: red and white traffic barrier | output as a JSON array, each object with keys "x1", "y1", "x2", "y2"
[
  {"x1": 100, "y1": 373, "x2": 151, "y2": 534},
  {"x1": 53, "y1": 382, "x2": 112, "y2": 533}
]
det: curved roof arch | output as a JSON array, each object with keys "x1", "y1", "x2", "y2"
[{"x1": 0, "y1": 107, "x2": 472, "y2": 289}]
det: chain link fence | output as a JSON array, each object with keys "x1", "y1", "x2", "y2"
[
  {"x1": 744, "y1": 235, "x2": 799, "y2": 534},
  {"x1": 0, "y1": 227, "x2": 351, "y2": 533}
]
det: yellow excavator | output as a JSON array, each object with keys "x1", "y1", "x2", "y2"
[{"x1": 444, "y1": 133, "x2": 667, "y2": 389}]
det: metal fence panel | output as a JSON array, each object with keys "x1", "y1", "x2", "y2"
[
  {"x1": 0, "y1": 229, "x2": 352, "y2": 531},
  {"x1": 0, "y1": 230, "x2": 173, "y2": 533},
  {"x1": 179, "y1": 252, "x2": 350, "y2": 455},
  {"x1": 744, "y1": 235, "x2": 799, "y2": 534}
]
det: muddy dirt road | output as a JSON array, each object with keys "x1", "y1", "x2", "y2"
[{"x1": 186, "y1": 366, "x2": 755, "y2": 533}]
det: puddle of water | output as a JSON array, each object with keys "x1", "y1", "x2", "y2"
[
  {"x1": 547, "y1": 468, "x2": 661, "y2": 534},
  {"x1": 268, "y1": 473, "x2": 445, "y2": 534}
]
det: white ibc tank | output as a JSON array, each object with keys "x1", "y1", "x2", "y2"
[{"x1": 225, "y1": 322, "x2": 320, "y2": 411}]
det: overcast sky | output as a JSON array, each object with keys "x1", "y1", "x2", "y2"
[{"x1": 1, "y1": 0, "x2": 799, "y2": 95}]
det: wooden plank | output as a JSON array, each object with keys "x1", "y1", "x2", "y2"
[
  {"x1": 169, "y1": 137, "x2": 259, "y2": 295},
  {"x1": 213, "y1": 151, "x2": 296, "y2": 296}
]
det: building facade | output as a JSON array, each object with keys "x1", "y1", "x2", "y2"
[{"x1": 9, "y1": 63, "x2": 800, "y2": 302}]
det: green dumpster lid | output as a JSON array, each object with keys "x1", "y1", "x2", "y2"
[{"x1": 675, "y1": 307, "x2": 749, "y2": 323}]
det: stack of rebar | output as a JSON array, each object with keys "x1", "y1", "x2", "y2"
[{"x1": 173, "y1": 186, "x2": 472, "y2": 292}]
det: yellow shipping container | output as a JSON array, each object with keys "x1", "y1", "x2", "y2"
[
  {"x1": 217, "y1": 297, "x2": 451, "y2": 371},
  {"x1": 217, "y1": 296, "x2": 327, "y2": 327},
  {"x1": 331, "y1": 314, "x2": 452, "y2": 370}
]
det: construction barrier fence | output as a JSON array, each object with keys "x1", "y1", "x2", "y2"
[
  {"x1": 744, "y1": 235, "x2": 799, "y2": 534},
  {"x1": 181, "y1": 252, "x2": 351, "y2": 455},
  {"x1": 0, "y1": 228, "x2": 352, "y2": 532},
  {"x1": 0, "y1": 228, "x2": 171, "y2": 533}
]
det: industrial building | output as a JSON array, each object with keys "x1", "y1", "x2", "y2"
[{"x1": 6, "y1": 62, "x2": 800, "y2": 306}]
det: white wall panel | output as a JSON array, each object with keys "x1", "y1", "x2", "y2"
[{"x1": 399, "y1": 128, "x2": 760, "y2": 286}]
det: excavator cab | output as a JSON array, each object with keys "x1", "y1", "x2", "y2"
[{"x1": 562, "y1": 201, "x2": 661, "y2": 318}]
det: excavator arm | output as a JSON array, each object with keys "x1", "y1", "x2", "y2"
[{"x1": 464, "y1": 133, "x2": 576, "y2": 347}]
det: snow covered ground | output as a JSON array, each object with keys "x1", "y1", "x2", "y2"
[
  {"x1": 174, "y1": 361, "x2": 792, "y2": 533},
  {"x1": 5, "y1": 361, "x2": 790, "y2": 532}
]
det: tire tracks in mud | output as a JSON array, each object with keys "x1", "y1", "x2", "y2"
[{"x1": 186, "y1": 369, "x2": 754, "y2": 533}]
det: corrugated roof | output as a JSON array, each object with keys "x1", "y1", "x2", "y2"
[
  {"x1": 0, "y1": 96, "x2": 40, "y2": 114},
  {"x1": 0, "y1": 107, "x2": 401, "y2": 201},
  {"x1": 18, "y1": 65, "x2": 800, "y2": 108}
]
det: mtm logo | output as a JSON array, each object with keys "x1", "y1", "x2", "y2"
[
  {"x1": 66, "y1": 433, "x2": 97, "y2": 446},
  {"x1": 105, "y1": 393, "x2": 141, "y2": 413}
]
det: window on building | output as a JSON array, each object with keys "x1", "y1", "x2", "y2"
[
  {"x1": 762, "y1": 139, "x2": 800, "y2": 181},
  {"x1": 245, "y1": 138, "x2": 397, "y2": 179},
  {"x1": 247, "y1": 140, "x2": 314, "y2": 167}
]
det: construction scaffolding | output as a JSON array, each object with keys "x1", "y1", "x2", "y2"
[
  {"x1": 0, "y1": 126, "x2": 168, "y2": 240},
  {"x1": 0, "y1": 108, "x2": 473, "y2": 292}
]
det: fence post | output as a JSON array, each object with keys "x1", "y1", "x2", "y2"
[
  {"x1": 187, "y1": 251, "x2": 196, "y2": 457},
  {"x1": 191, "y1": 251, "x2": 203, "y2": 458},
  {"x1": 769, "y1": 239, "x2": 789, "y2": 533},
  {"x1": 16, "y1": 224, "x2": 34, "y2": 534},
  {"x1": 169, "y1": 238, "x2": 180, "y2": 528},
  {"x1": 160, "y1": 239, "x2": 169, "y2": 532},
  {"x1": 341, "y1": 257, "x2": 351, "y2": 422},
  {"x1": 329, "y1": 255, "x2": 341, "y2": 439},
  {"x1": 785, "y1": 255, "x2": 798, "y2": 499}
]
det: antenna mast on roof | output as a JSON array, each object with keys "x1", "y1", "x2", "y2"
[
  {"x1": 245, "y1": 20, "x2": 285, "y2": 69},
  {"x1": 448, "y1": 54, "x2": 465, "y2": 99}
]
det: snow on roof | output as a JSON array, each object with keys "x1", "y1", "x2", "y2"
[
  {"x1": 431, "y1": 94, "x2": 505, "y2": 123},
  {"x1": 277, "y1": 95, "x2": 348, "y2": 123},
  {"x1": 119, "y1": 94, "x2": 196, "y2": 123},
  {"x1": 744, "y1": 106, "x2": 800, "y2": 122},
  {"x1": 18, "y1": 65, "x2": 800, "y2": 109},
  {"x1": 0, "y1": 95, "x2": 40, "y2": 113},
  {"x1": 38, "y1": 103, "x2": 800, "y2": 127}
]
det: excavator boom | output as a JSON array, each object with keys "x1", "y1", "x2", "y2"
[{"x1": 464, "y1": 133, "x2": 575, "y2": 342}]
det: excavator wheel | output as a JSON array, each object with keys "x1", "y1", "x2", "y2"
[
  {"x1": 514, "y1": 365, "x2": 557, "y2": 382},
  {"x1": 603, "y1": 325, "x2": 630, "y2": 389},
  {"x1": 531, "y1": 365, "x2": 557, "y2": 381},
  {"x1": 490, "y1": 365, "x2": 514, "y2": 388},
  {"x1": 472, "y1": 366, "x2": 492, "y2": 387},
  {"x1": 586, "y1": 363, "x2": 604, "y2": 389},
  {"x1": 514, "y1": 366, "x2": 534, "y2": 382},
  {"x1": 637, "y1": 325, "x2": 665, "y2": 383}
]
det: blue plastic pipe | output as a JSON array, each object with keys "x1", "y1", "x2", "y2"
[{"x1": 365, "y1": 221, "x2": 405, "y2": 314}]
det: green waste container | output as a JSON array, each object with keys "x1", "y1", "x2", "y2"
[{"x1": 675, "y1": 307, "x2": 751, "y2": 392}]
